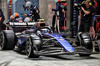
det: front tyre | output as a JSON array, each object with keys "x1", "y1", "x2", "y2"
[
  {"x1": 26, "y1": 38, "x2": 39, "y2": 58},
  {"x1": 76, "y1": 33, "x2": 92, "y2": 57}
]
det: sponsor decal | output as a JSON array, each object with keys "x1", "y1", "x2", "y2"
[
  {"x1": 59, "y1": 39, "x2": 64, "y2": 40},
  {"x1": 9, "y1": 22, "x2": 36, "y2": 26}
]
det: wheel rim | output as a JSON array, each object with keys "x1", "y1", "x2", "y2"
[
  {"x1": 26, "y1": 38, "x2": 39, "y2": 57},
  {"x1": 26, "y1": 38, "x2": 32, "y2": 56}
]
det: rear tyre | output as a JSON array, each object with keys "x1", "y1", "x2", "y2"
[{"x1": 0, "y1": 30, "x2": 16, "y2": 50}]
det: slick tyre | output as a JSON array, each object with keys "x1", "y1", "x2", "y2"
[
  {"x1": 76, "y1": 33, "x2": 92, "y2": 57},
  {"x1": 81, "y1": 33, "x2": 93, "y2": 50},
  {"x1": 25, "y1": 35, "x2": 41, "y2": 58},
  {"x1": 0, "y1": 30, "x2": 16, "y2": 50}
]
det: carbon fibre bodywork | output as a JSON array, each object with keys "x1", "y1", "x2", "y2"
[{"x1": 1, "y1": 22, "x2": 99, "y2": 57}]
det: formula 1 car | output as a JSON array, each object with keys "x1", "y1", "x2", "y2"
[{"x1": 0, "y1": 21, "x2": 100, "y2": 58}]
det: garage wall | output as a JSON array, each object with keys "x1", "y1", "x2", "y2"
[{"x1": 39, "y1": 0, "x2": 55, "y2": 26}]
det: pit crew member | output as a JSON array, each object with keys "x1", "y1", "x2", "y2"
[{"x1": 24, "y1": 1, "x2": 40, "y2": 21}]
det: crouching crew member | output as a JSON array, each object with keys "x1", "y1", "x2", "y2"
[
  {"x1": 6, "y1": 15, "x2": 14, "y2": 24},
  {"x1": 13, "y1": 12, "x2": 23, "y2": 22},
  {"x1": 24, "y1": 17, "x2": 31, "y2": 22}
]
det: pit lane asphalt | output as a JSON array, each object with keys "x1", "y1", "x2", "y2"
[{"x1": 0, "y1": 48, "x2": 100, "y2": 66}]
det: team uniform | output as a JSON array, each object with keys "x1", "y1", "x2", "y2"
[
  {"x1": 27, "y1": 5, "x2": 40, "y2": 21},
  {"x1": 79, "y1": 5, "x2": 94, "y2": 32},
  {"x1": 52, "y1": 3, "x2": 67, "y2": 32}
]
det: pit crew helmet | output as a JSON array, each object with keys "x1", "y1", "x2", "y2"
[
  {"x1": 24, "y1": 17, "x2": 31, "y2": 22},
  {"x1": 13, "y1": 12, "x2": 19, "y2": 18},
  {"x1": 10, "y1": 15, "x2": 14, "y2": 20},
  {"x1": 55, "y1": 0, "x2": 61, "y2": 4},
  {"x1": 25, "y1": 1, "x2": 32, "y2": 8},
  {"x1": 55, "y1": 0, "x2": 66, "y2": 4}
]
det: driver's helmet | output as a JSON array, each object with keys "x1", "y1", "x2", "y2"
[
  {"x1": 13, "y1": 12, "x2": 19, "y2": 18},
  {"x1": 41, "y1": 29, "x2": 50, "y2": 34},
  {"x1": 25, "y1": 1, "x2": 32, "y2": 8},
  {"x1": 24, "y1": 17, "x2": 31, "y2": 22},
  {"x1": 10, "y1": 15, "x2": 14, "y2": 20}
]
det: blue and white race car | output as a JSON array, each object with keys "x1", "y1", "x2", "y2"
[{"x1": 0, "y1": 21, "x2": 99, "y2": 58}]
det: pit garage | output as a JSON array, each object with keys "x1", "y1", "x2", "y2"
[{"x1": 0, "y1": 0, "x2": 100, "y2": 66}]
